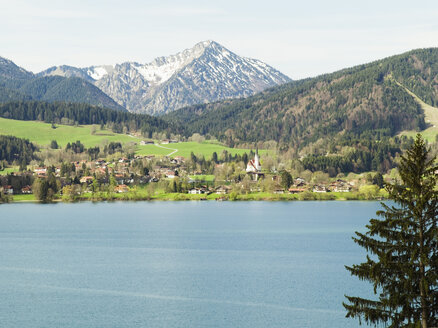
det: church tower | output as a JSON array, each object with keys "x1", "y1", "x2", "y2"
[
  {"x1": 246, "y1": 147, "x2": 262, "y2": 173},
  {"x1": 254, "y1": 147, "x2": 261, "y2": 171}
]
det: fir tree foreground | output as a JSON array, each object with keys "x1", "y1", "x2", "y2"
[{"x1": 344, "y1": 134, "x2": 437, "y2": 327}]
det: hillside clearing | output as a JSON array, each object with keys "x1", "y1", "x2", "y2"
[{"x1": 394, "y1": 79, "x2": 438, "y2": 142}]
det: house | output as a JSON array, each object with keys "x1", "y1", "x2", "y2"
[
  {"x1": 162, "y1": 139, "x2": 177, "y2": 144},
  {"x1": 273, "y1": 188, "x2": 285, "y2": 194},
  {"x1": 114, "y1": 184, "x2": 129, "y2": 193},
  {"x1": 313, "y1": 185, "x2": 327, "y2": 193},
  {"x1": 334, "y1": 185, "x2": 351, "y2": 192},
  {"x1": 34, "y1": 167, "x2": 47, "y2": 175},
  {"x1": 1, "y1": 185, "x2": 14, "y2": 194},
  {"x1": 188, "y1": 188, "x2": 207, "y2": 194},
  {"x1": 115, "y1": 174, "x2": 125, "y2": 185},
  {"x1": 80, "y1": 176, "x2": 94, "y2": 184},
  {"x1": 215, "y1": 185, "x2": 232, "y2": 195},
  {"x1": 288, "y1": 188, "x2": 306, "y2": 194},
  {"x1": 140, "y1": 140, "x2": 154, "y2": 145},
  {"x1": 294, "y1": 178, "x2": 307, "y2": 187},
  {"x1": 329, "y1": 179, "x2": 352, "y2": 192},
  {"x1": 165, "y1": 170, "x2": 177, "y2": 179},
  {"x1": 21, "y1": 185, "x2": 32, "y2": 194},
  {"x1": 95, "y1": 167, "x2": 107, "y2": 176}
]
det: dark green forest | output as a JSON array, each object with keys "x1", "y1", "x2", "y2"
[{"x1": 0, "y1": 135, "x2": 37, "y2": 165}]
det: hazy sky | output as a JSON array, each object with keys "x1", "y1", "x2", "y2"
[{"x1": 1, "y1": 0, "x2": 438, "y2": 79}]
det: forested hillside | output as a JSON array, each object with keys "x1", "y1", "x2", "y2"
[
  {"x1": 165, "y1": 48, "x2": 438, "y2": 150},
  {"x1": 0, "y1": 57, "x2": 125, "y2": 111}
]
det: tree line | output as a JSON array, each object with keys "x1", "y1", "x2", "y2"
[{"x1": 0, "y1": 135, "x2": 37, "y2": 165}]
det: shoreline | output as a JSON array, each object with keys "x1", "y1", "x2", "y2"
[{"x1": 4, "y1": 191, "x2": 387, "y2": 204}]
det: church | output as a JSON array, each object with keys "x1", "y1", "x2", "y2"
[{"x1": 246, "y1": 148, "x2": 263, "y2": 180}]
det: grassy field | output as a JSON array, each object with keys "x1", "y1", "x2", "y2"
[
  {"x1": 0, "y1": 117, "x2": 261, "y2": 159},
  {"x1": 0, "y1": 117, "x2": 140, "y2": 148},
  {"x1": 135, "y1": 144, "x2": 176, "y2": 156},
  {"x1": 0, "y1": 166, "x2": 19, "y2": 175},
  {"x1": 12, "y1": 194, "x2": 36, "y2": 202},
  {"x1": 393, "y1": 79, "x2": 438, "y2": 142},
  {"x1": 136, "y1": 141, "x2": 259, "y2": 158}
]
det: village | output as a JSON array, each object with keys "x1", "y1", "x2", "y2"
[{"x1": 0, "y1": 147, "x2": 387, "y2": 202}]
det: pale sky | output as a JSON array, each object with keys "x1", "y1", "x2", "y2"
[{"x1": 1, "y1": 0, "x2": 438, "y2": 79}]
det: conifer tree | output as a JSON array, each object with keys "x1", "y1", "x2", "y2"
[{"x1": 344, "y1": 134, "x2": 438, "y2": 327}]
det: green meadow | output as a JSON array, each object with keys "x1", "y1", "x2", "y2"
[
  {"x1": 136, "y1": 141, "x2": 257, "y2": 158},
  {"x1": 0, "y1": 117, "x2": 258, "y2": 159},
  {"x1": 0, "y1": 117, "x2": 139, "y2": 147}
]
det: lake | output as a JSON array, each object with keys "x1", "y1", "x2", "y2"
[{"x1": 0, "y1": 201, "x2": 380, "y2": 327}]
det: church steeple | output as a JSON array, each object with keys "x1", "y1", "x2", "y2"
[{"x1": 254, "y1": 146, "x2": 260, "y2": 171}]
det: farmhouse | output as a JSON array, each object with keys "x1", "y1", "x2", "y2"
[
  {"x1": 21, "y1": 185, "x2": 32, "y2": 194},
  {"x1": 313, "y1": 185, "x2": 327, "y2": 193},
  {"x1": 1, "y1": 185, "x2": 14, "y2": 194},
  {"x1": 188, "y1": 188, "x2": 207, "y2": 194},
  {"x1": 215, "y1": 185, "x2": 232, "y2": 195},
  {"x1": 329, "y1": 179, "x2": 352, "y2": 192}
]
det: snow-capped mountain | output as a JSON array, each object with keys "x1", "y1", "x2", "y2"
[{"x1": 39, "y1": 41, "x2": 291, "y2": 115}]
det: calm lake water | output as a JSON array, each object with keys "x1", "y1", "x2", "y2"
[{"x1": 0, "y1": 201, "x2": 381, "y2": 328}]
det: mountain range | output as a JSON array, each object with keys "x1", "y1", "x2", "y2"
[{"x1": 38, "y1": 41, "x2": 291, "y2": 115}]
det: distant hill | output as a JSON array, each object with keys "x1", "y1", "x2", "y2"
[
  {"x1": 38, "y1": 41, "x2": 291, "y2": 115},
  {"x1": 164, "y1": 48, "x2": 438, "y2": 149},
  {"x1": 0, "y1": 57, "x2": 125, "y2": 111}
]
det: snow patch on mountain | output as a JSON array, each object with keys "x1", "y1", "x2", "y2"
[{"x1": 87, "y1": 66, "x2": 111, "y2": 80}]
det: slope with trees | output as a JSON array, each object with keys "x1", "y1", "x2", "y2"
[
  {"x1": 0, "y1": 56, "x2": 125, "y2": 111},
  {"x1": 165, "y1": 48, "x2": 438, "y2": 150}
]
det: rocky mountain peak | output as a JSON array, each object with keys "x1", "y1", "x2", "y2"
[{"x1": 38, "y1": 41, "x2": 291, "y2": 115}]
